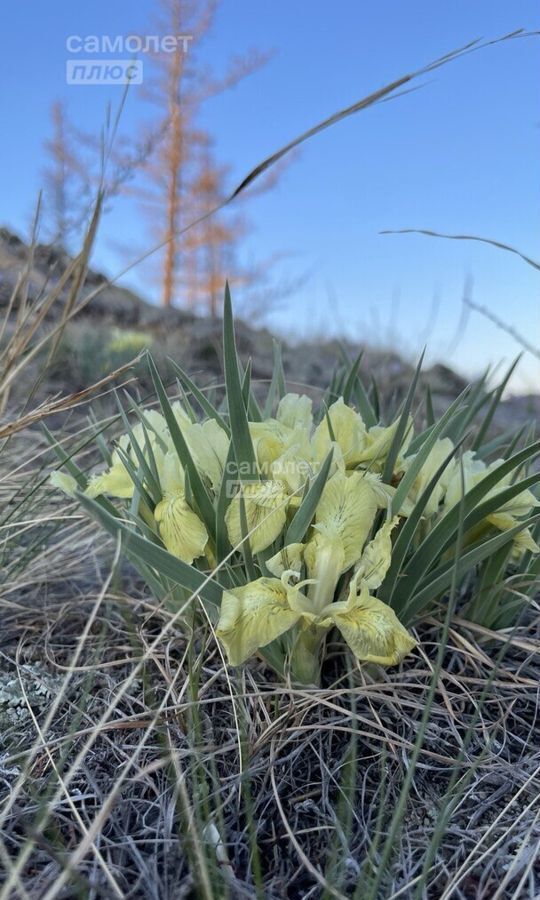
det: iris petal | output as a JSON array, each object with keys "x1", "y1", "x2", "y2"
[
  {"x1": 225, "y1": 481, "x2": 289, "y2": 554},
  {"x1": 154, "y1": 490, "x2": 208, "y2": 563},
  {"x1": 216, "y1": 577, "x2": 301, "y2": 665},
  {"x1": 313, "y1": 471, "x2": 379, "y2": 571},
  {"x1": 322, "y1": 584, "x2": 415, "y2": 666}
]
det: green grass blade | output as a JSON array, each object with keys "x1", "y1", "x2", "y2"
[
  {"x1": 223, "y1": 284, "x2": 258, "y2": 482},
  {"x1": 403, "y1": 515, "x2": 540, "y2": 620},
  {"x1": 391, "y1": 390, "x2": 470, "y2": 516},
  {"x1": 285, "y1": 449, "x2": 334, "y2": 545},
  {"x1": 77, "y1": 492, "x2": 222, "y2": 613},
  {"x1": 472, "y1": 356, "x2": 521, "y2": 451},
  {"x1": 381, "y1": 350, "x2": 425, "y2": 483},
  {"x1": 167, "y1": 359, "x2": 230, "y2": 435},
  {"x1": 147, "y1": 352, "x2": 216, "y2": 534},
  {"x1": 362, "y1": 478, "x2": 467, "y2": 900}
]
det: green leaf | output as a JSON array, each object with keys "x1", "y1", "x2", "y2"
[
  {"x1": 468, "y1": 543, "x2": 512, "y2": 625},
  {"x1": 114, "y1": 394, "x2": 161, "y2": 503},
  {"x1": 285, "y1": 449, "x2": 334, "y2": 545},
  {"x1": 479, "y1": 425, "x2": 526, "y2": 460},
  {"x1": 402, "y1": 515, "x2": 540, "y2": 621},
  {"x1": 241, "y1": 356, "x2": 252, "y2": 409},
  {"x1": 114, "y1": 444, "x2": 155, "y2": 511},
  {"x1": 324, "y1": 406, "x2": 337, "y2": 442},
  {"x1": 425, "y1": 385, "x2": 435, "y2": 428},
  {"x1": 263, "y1": 339, "x2": 287, "y2": 418},
  {"x1": 147, "y1": 352, "x2": 216, "y2": 535},
  {"x1": 238, "y1": 356, "x2": 263, "y2": 423},
  {"x1": 369, "y1": 375, "x2": 381, "y2": 421},
  {"x1": 167, "y1": 359, "x2": 230, "y2": 435},
  {"x1": 77, "y1": 492, "x2": 222, "y2": 615},
  {"x1": 394, "y1": 441, "x2": 540, "y2": 609},
  {"x1": 215, "y1": 439, "x2": 235, "y2": 563},
  {"x1": 42, "y1": 424, "x2": 88, "y2": 486},
  {"x1": 238, "y1": 492, "x2": 258, "y2": 581},
  {"x1": 88, "y1": 409, "x2": 113, "y2": 465},
  {"x1": 472, "y1": 356, "x2": 521, "y2": 451},
  {"x1": 223, "y1": 283, "x2": 258, "y2": 482},
  {"x1": 381, "y1": 350, "x2": 425, "y2": 484},
  {"x1": 342, "y1": 349, "x2": 364, "y2": 405},
  {"x1": 456, "y1": 370, "x2": 491, "y2": 436},
  {"x1": 391, "y1": 389, "x2": 470, "y2": 516},
  {"x1": 380, "y1": 438, "x2": 464, "y2": 606},
  {"x1": 352, "y1": 374, "x2": 377, "y2": 428},
  {"x1": 273, "y1": 339, "x2": 287, "y2": 399}
]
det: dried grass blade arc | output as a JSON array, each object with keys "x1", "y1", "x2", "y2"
[
  {"x1": 381, "y1": 227, "x2": 540, "y2": 272},
  {"x1": 228, "y1": 33, "x2": 527, "y2": 203}
]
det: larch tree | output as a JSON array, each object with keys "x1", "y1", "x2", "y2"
[
  {"x1": 138, "y1": 0, "x2": 273, "y2": 310},
  {"x1": 184, "y1": 137, "x2": 249, "y2": 317},
  {"x1": 42, "y1": 101, "x2": 87, "y2": 247}
]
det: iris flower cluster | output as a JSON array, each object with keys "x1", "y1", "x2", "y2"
[{"x1": 52, "y1": 390, "x2": 538, "y2": 682}]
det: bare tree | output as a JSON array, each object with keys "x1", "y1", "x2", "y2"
[
  {"x1": 138, "y1": 0, "x2": 273, "y2": 309},
  {"x1": 184, "y1": 139, "x2": 246, "y2": 315},
  {"x1": 42, "y1": 101, "x2": 86, "y2": 246},
  {"x1": 42, "y1": 2, "x2": 290, "y2": 315},
  {"x1": 43, "y1": 95, "x2": 164, "y2": 251}
]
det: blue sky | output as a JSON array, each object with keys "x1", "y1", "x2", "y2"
[{"x1": 1, "y1": 1, "x2": 539, "y2": 392}]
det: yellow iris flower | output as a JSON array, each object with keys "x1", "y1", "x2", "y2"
[
  {"x1": 153, "y1": 451, "x2": 208, "y2": 564},
  {"x1": 218, "y1": 462, "x2": 414, "y2": 669},
  {"x1": 313, "y1": 398, "x2": 413, "y2": 472},
  {"x1": 83, "y1": 411, "x2": 215, "y2": 564},
  {"x1": 216, "y1": 513, "x2": 414, "y2": 668},
  {"x1": 50, "y1": 375, "x2": 538, "y2": 683}
]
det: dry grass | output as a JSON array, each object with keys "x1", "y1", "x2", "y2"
[{"x1": 1, "y1": 444, "x2": 539, "y2": 899}]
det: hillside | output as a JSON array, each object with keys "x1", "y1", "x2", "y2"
[{"x1": 0, "y1": 226, "x2": 537, "y2": 432}]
